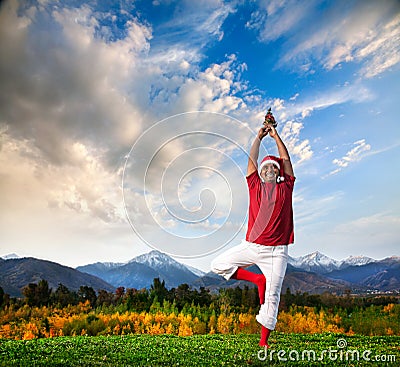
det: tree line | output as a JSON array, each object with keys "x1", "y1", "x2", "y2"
[
  {"x1": 0, "y1": 278, "x2": 398, "y2": 314},
  {"x1": 0, "y1": 278, "x2": 260, "y2": 312}
]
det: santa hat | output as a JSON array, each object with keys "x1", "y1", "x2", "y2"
[{"x1": 259, "y1": 155, "x2": 285, "y2": 183}]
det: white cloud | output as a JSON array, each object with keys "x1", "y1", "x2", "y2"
[
  {"x1": 280, "y1": 121, "x2": 313, "y2": 164},
  {"x1": 153, "y1": 0, "x2": 235, "y2": 49},
  {"x1": 0, "y1": 132, "x2": 124, "y2": 224},
  {"x1": 333, "y1": 212, "x2": 400, "y2": 249},
  {"x1": 292, "y1": 82, "x2": 374, "y2": 119},
  {"x1": 149, "y1": 55, "x2": 248, "y2": 114},
  {"x1": 328, "y1": 139, "x2": 371, "y2": 176},
  {"x1": 246, "y1": 0, "x2": 320, "y2": 42},
  {"x1": 357, "y1": 14, "x2": 400, "y2": 78},
  {"x1": 0, "y1": 1, "x2": 151, "y2": 160},
  {"x1": 251, "y1": 0, "x2": 400, "y2": 78},
  {"x1": 196, "y1": 2, "x2": 235, "y2": 41},
  {"x1": 322, "y1": 5, "x2": 400, "y2": 78},
  {"x1": 294, "y1": 189, "x2": 344, "y2": 226}
]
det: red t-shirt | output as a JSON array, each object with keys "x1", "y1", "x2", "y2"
[{"x1": 245, "y1": 170, "x2": 295, "y2": 246}]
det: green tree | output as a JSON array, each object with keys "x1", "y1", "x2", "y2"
[
  {"x1": 125, "y1": 288, "x2": 151, "y2": 311},
  {"x1": 23, "y1": 279, "x2": 51, "y2": 306},
  {"x1": 53, "y1": 283, "x2": 77, "y2": 307},
  {"x1": 96, "y1": 289, "x2": 114, "y2": 307},
  {"x1": 150, "y1": 278, "x2": 169, "y2": 304},
  {"x1": 78, "y1": 286, "x2": 97, "y2": 305},
  {"x1": 195, "y1": 287, "x2": 212, "y2": 307},
  {"x1": 173, "y1": 283, "x2": 192, "y2": 309},
  {"x1": 115, "y1": 286, "x2": 125, "y2": 303},
  {"x1": 36, "y1": 279, "x2": 51, "y2": 306},
  {"x1": 23, "y1": 283, "x2": 37, "y2": 306}
]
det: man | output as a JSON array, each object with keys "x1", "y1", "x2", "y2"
[{"x1": 211, "y1": 123, "x2": 295, "y2": 347}]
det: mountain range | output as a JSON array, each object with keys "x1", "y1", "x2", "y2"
[
  {"x1": 0, "y1": 257, "x2": 114, "y2": 297},
  {"x1": 1, "y1": 251, "x2": 399, "y2": 298},
  {"x1": 288, "y1": 252, "x2": 376, "y2": 273},
  {"x1": 76, "y1": 251, "x2": 199, "y2": 290}
]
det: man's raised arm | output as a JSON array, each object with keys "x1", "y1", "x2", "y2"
[
  {"x1": 247, "y1": 127, "x2": 268, "y2": 177},
  {"x1": 268, "y1": 126, "x2": 294, "y2": 177}
]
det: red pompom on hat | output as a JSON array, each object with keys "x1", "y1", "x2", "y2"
[{"x1": 259, "y1": 155, "x2": 285, "y2": 183}]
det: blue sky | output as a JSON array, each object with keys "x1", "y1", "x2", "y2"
[{"x1": 0, "y1": 0, "x2": 399, "y2": 271}]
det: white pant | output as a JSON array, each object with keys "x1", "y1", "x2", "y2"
[{"x1": 211, "y1": 240, "x2": 288, "y2": 330}]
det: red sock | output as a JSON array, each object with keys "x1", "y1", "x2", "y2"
[
  {"x1": 259, "y1": 326, "x2": 271, "y2": 347},
  {"x1": 232, "y1": 268, "x2": 266, "y2": 304}
]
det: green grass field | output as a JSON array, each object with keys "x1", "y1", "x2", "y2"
[{"x1": 0, "y1": 333, "x2": 399, "y2": 366}]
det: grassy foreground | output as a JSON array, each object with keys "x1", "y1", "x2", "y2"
[{"x1": 0, "y1": 333, "x2": 399, "y2": 367}]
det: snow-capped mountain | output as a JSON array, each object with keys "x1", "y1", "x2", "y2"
[
  {"x1": 132, "y1": 251, "x2": 189, "y2": 273},
  {"x1": 78, "y1": 250, "x2": 200, "y2": 289},
  {"x1": 1, "y1": 253, "x2": 21, "y2": 260},
  {"x1": 288, "y1": 252, "x2": 376, "y2": 274},
  {"x1": 184, "y1": 264, "x2": 206, "y2": 278},
  {"x1": 131, "y1": 251, "x2": 201, "y2": 287},
  {"x1": 288, "y1": 251, "x2": 341, "y2": 273},
  {"x1": 340, "y1": 255, "x2": 375, "y2": 268},
  {"x1": 80, "y1": 261, "x2": 125, "y2": 272},
  {"x1": 134, "y1": 252, "x2": 206, "y2": 277}
]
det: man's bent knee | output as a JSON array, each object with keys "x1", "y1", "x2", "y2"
[{"x1": 211, "y1": 258, "x2": 237, "y2": 280}]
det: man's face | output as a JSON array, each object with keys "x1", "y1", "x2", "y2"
[{"x1": 260, "y1": 163, "x2": 279, "y2": 183}]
